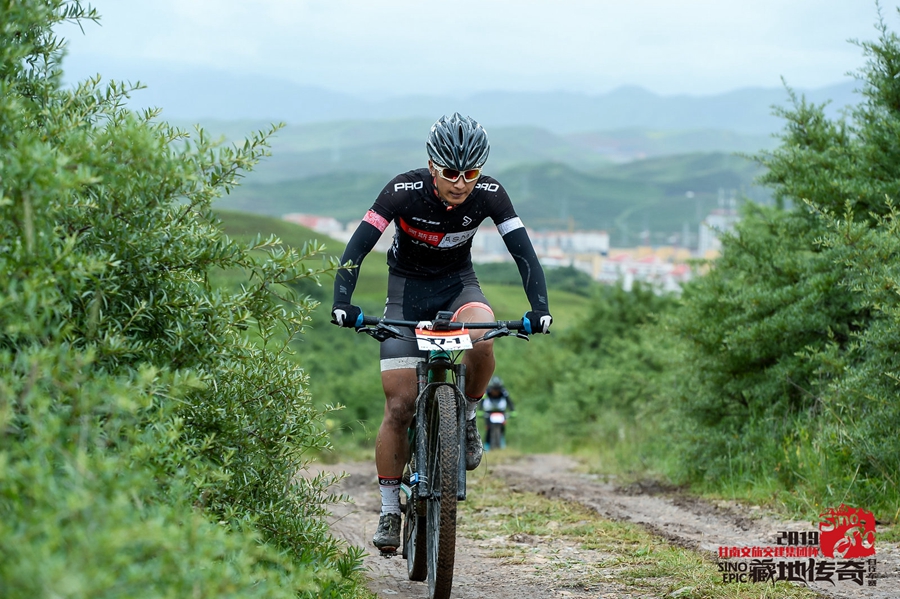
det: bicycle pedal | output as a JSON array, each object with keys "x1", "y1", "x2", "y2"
[{"x1": 378, "y1": 548, "x2": 398, "y2": 558}]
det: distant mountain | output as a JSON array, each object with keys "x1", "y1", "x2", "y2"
[
  {"x1": 64, "y1": 63, "x2": 859, "y2": 135},
  {"x1": 188, "y1": 119, "x2": 776, "y2": 185}
]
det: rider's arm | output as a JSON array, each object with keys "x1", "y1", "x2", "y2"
[
  {"x1": 484, "y1": 179, "x2": 550, "y2": 313},
  {"x1": 333, "y1": 210, "x2": 388, "y2": 304},
  {"x1": 499, "y1": 221, "x2": 549, "y2": 312},
  {"x1": 505, "y1": 392, "x2": 515, "y2": 412}
]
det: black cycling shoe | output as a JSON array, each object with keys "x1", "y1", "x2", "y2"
[
  {"x1": 465, "y1": 417, "x2": 483, "y2": 470},
  {"x1": 373, "y1": 513, "x2": 402, "y2": 552}
]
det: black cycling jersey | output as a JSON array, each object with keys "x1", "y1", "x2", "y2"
[{"x1": 334, "y1": 168, "x2": 549, "y2": 312}]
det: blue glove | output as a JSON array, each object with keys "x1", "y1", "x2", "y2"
[
  {"x1": 331, "y1": 303, "x2": 363, "y2": 328},
  {"x1": 523, "y1": 310, "x2": 552, "y2": 334}
]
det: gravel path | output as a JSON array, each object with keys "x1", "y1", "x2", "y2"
[{"x1": 309, "y1": 454, "x2": 898, "y2": 598}]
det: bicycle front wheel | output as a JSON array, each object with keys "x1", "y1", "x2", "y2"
[
  {"x1": 425, "y1": 383, "x2": 459, "y2": 599},
  {"x1": 489, "y1": 422, "x2": 503, "y2": 451}
]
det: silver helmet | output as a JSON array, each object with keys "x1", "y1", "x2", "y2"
[{"x1": 426, "y1": 112, "x2": 490, "y2": 170}]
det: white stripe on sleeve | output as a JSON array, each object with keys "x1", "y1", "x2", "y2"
[{"x1": 497, "y1": 217, "x2": 524, "y2": 236}]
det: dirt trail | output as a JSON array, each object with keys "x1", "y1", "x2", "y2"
[{"x1": 312, "y1": 454, "x2": 898, "y2": 599}]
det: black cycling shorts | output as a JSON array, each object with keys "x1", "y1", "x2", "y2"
[{"x1": 380, "y1": 269, "x2": 491, "y2": 371}]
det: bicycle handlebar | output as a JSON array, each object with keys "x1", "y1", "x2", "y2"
[{"x1": 359, "y1": 315, "x2": 526, "y2": 331}]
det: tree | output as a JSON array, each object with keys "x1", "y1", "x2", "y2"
[{"x1": 662, "y1": 6, "x2": 900, "y2": 515}]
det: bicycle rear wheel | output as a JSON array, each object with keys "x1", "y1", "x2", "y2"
[{"x1": 425, "y1": 384, "x2": 459, "y2": 599}]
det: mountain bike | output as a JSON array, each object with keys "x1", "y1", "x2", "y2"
[{"x1": 357, "y1": 311, "x2": 528, "y2": 599}]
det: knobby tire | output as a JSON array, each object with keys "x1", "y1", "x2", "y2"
[
  {"x1": 489, "y1": 422, "x2": 503, "y2": 451},
  {"x1": 426, "y1": 384, "x2": 459, "y2": 599}
]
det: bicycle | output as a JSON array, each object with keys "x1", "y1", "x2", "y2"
[{"x1": 356, "y1": 310, "x2": 529, "y2": 599}]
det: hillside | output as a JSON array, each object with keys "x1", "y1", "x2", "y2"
[{"x1": 217, "y1": 151, "x2": 767, "y2": 246}]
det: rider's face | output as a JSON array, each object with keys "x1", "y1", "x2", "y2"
[{"x1": 429, "y1": 160, "x2": 478, "y2": 206}]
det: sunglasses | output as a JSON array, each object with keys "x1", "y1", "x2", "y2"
[{"x1": 432, "y1": 163, "x2": 482, "y2": 183}]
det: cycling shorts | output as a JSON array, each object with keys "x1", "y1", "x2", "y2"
[{"x1": 380, "y1": 269, "x2": 491, "y2": 371}]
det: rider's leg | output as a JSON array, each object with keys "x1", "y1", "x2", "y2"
[
  {"x1": 455, "y1": 303, "x2": 496, "y2": 401},
  {"x1": 454, "y1": 302, "x2": 494, "y2": 470},
  {"x1": 376, "y1": 367, "x2": 417, "y2": 479},
  {"x1": 372, "y1": 367, "x2": 416, "y2": 549}
]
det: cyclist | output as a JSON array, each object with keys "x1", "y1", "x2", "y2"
[
  {"x1": 331, "y1": 113, "x2": 552, "y2": 552},
  {"x1": 481, "y1": 375, "x2": 515, "y2": 450}
]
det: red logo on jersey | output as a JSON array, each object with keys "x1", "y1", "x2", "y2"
[
  {"x1": 398, "y1": 219, "x2": 477, "y2": 248},
  {"x1": 399, "y1": 218, "x2": 444, "y2": 246}
]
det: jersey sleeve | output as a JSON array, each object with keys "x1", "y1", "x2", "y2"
[
  {"x1": 484, "y1": 180, "x2": 549, "y2": 313},
  {"x1": 332, "y1": 176, "x2": 408, "y2": 305},
  {"x1": 332, "y1": 221, "x2": 382, "y2": 305}
]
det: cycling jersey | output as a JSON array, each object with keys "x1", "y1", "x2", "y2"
[{"x1": 334, "y1": 168, "x2": 549, "y2": 312}]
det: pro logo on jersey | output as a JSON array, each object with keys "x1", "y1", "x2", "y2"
[
  {"x1": 394, "y1": 181, "x2": 424, "y2": 192},
  {"x1": 475, "y1": 182, "x2": 499, "y2": 192}
]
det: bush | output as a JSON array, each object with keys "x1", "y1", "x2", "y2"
[{"x1": 0, "y1": 2, "x2": 361, "y2": 597}]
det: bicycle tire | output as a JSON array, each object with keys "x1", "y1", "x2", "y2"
[
  {"x1": 425, "y1": 384, "x2": 459, "y2": 599},
  {"x1": 489, "y1": 422, "x2": 503, "y2": 451},
  {"x1": 404, "y1": 472, "x2": 427, "y2": 580}
]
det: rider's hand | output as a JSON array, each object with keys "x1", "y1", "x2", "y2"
[
  {"x1": 523, "y1": 310, "x2": 553, "y2": 334},
  {"x1": 331, "y1": 303, "x2": 363, "y2": 328}
]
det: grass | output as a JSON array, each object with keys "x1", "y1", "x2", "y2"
[{"x1": 458, "y1": 474, "x2": 821, "y2": 599}]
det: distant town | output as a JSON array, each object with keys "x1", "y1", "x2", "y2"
[{"x1": 284, "y1": 205, "x2": 739, "y2": 293}]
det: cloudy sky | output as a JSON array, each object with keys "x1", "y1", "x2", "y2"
[{"x1": 59, "y1": 0, "x2": 900, "y2": 98}]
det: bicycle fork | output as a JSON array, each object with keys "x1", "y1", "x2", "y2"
[{"x1": 412, "y1": 357, "x2": 468, "y2": 502}]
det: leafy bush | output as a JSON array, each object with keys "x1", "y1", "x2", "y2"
[{"x1": 0, "y1": 2, "x2": 361, "y2": 597}]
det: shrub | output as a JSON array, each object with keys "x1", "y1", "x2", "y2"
[{"x1": 0, "y1": 2, "x2": 361, "y2": 597}]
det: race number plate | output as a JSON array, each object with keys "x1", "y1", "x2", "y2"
[
  {"x1": 489, "y1": 412, "x2": 506, "y2": 424},
  {"x1": 414, "y1": 328, "x2": 473, "y2": 351}
]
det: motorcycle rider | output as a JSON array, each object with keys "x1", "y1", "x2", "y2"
[
  {"x1": 330, "y1": 113, "x2": 552, "y2": 552},
  {"x1": 481, "y1": 376, "x2": 515, "y2": 449}
]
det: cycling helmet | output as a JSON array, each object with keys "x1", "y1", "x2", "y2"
[
  {"x1": 426, "y1": 112, "x2": 490, "y2": 170},
  {"x1": 488, "y1": 376, "x2": 503, "y2": 390}
]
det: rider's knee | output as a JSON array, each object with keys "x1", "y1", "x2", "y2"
[{"x1": 468, "y1": 337, "x2": 494, "y2": 359}]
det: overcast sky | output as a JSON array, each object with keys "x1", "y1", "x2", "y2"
[{"x1": 58, "y1": 0, "x2": 900, "y2": 98}]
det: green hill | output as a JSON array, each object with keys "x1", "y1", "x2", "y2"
[{"x1": 217, "y1": 151, "x2": 768, "y2": 246}]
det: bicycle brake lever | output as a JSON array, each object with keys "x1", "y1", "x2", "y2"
[
  {"x1": 358, "y1": 323, "x2": 402, "y2": 342},
  {"x1": 514, "y1": 332, "x2": 530, "y2": 341},
  {"x1": 481, "y1": 327, "x2": 510, "y2": 341}
]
